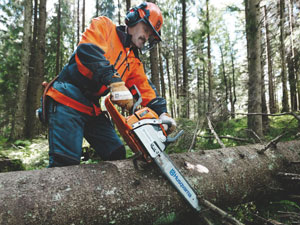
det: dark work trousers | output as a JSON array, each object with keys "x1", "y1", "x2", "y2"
[{"x1": 47, "y1": 82, "x2": 124, "y2": 167}]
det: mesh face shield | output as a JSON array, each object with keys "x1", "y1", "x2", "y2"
[{"x1": 140, "y1": 35, "x2": 160, "y2": 54}]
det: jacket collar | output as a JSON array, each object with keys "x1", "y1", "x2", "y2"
[
  {"x1": 116, "y1": 25, "x2": 140, "y2": 59},
  {"x1": 116, "y1": 26, "x2": 132, "y2": 48}
]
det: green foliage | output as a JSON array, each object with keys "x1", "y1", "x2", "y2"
[
  {"x1": 45, "y1": 0, "x2": 75, "y2": 81},
  {"x1": 229, "y1": 200, "x2": 300, "y2": 225},
  {"x1": 0, "y1": 137, "x2": 49, "y2": 170},
  {"x1": 166, "y1": 118, "x2": 199, "y2": 153},
  {"x1": 0, "y1": 0, "x2": 23, "y2": 137},
  {"x1": 96, "y1": 0, "x2": 115, "y2": 20},
  {"x1": 265, "y1": 115, "x2": 299, "y2": 142},
  {"x1": 14, "y1": 139, "x2": 31, "y2": 147}
]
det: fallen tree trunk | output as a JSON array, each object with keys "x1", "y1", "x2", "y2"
[{"x1": 1, "y1": 140, "x2": 300, "y2": 225}]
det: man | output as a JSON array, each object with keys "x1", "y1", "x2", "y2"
[{"x1": 44, "y1": 2, "x2": 176, "y2": 167}]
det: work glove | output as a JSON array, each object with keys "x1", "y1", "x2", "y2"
[
  {"x1": 159, "y1": 113, "x2": 176, "y2": 134},
  {"x1": 110, "y1": 81, "x2": 133, "y2": 111}
]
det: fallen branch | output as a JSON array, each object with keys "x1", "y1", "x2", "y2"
[
  {"x1": 188, "y1": 118, "x2": 204, "y2": 152},
  {"x1": 277, "y1": 211, "x2": 300, "y2": 219},
  {"x1": 199, "y1": 135, "x2": 253, "y2": 143},
  {"x1": 257, "y1": 132, "x2": 287, "y2": 154},
  {"x1": 231, "y1": 111, "x2": 300, "y2": 122},
  {"x1": 250, "y1": 213, "x2": 284, "y2": 225},
  {"x1": 277, "y1": 172, "x2": 300, "y2": 181},
  {"x1": 201, "y1": 199, "x2": 245, "y2": 225},
  {"x1": 206, "y1": 115, "x2": 225, "y2": 148},
  {"x1": 245, "y1": 129, "x2": 263, "y2": 143}
]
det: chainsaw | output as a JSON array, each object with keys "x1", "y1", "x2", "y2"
[{"x1": 104, "y1": 85, "x2": 201, "y2": 212}]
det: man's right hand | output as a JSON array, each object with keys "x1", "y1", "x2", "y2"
[{"x1": 110, "y1": 81, "x2": 133, "y2": 111}]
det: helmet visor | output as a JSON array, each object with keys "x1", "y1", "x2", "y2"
[{"x1": 142, "y1": 18, "x2": 162, "y2": 42}]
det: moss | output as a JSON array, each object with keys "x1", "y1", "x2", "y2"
[
  {"x1": 153, "y1": 212, "x2": 177, "y2": 225},
  {"x1": 0, "y1": 158, "x2": 24, "y2": 172}
]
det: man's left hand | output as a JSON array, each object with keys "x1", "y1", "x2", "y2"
[{"x1": 159, "y1": 113, "x2": 176, "y2": 134}]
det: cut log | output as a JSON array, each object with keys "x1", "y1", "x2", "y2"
[{"x1": 1, "y1": 140, "x2": 300, "y2": 225}]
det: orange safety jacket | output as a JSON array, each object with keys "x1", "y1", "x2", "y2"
[{"x1": 46, "y1": 16, "x2": 166, "y2": 116}]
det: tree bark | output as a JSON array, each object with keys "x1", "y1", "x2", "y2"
[
  {"x1": 220, "y1": 45, "x2": 228, "y2": 105},
  {"x1": 82, "y1": 0, "x2": 85, "y2": 32},
  {"x1": 149, "y1": 45, "x2": 161, "y2": 95},
  {"x1": 165, "y1": 54, "x2": 174, "y2": 117},
  {"x1": 1, "y1": 140, "x2": 300, "y2": 225},
  {"x1": 158, "y1": 44, "x2": 166, "y2": 99},
  {"x1": 10, "y1": 0, "x2": 32, "y2": 140},
  {"x1": 25, "y1": 0, "x2": 47, "y2": 138},
  {"x1": 279, "y1": 0, "x2": 289, "y2": 112},
  {"x1": 245, "y1": 0, "x2": 263, "y2": 138},
  {"x1": 56, "y1": 0, "x2": 61, "y2": 76},
  {"x1": 206, "y1": 0, "x2": 213, "y2": 112},
  {"x1": 181, "y1": 0, "x2": 188, "y2": 118},
  {"x1": 287, "y1": 0, "x2": 297, "y2": 111},
  {"x1": 263, "y1": 5, "x2": 276, "y2": 114},
  {"x1": 126, "y1": 0, "x2": 131, "y2": 12},
  {"x1": 77, "y1": 0, "x2": 80, "y2": 45},
  {"x1": 230, "y1": 45, "x2": 237, "y2": 118}
]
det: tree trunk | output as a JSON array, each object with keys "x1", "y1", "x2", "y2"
[
  {"x1": 158, "y1": 44, "x2": 166, "y2": 99},
  {"x1": 77, "y1": 0, "x2": 80, "y2": 45},
  {"x1": 197, "y1": 68, "x2": 201, "y2": 118},
  {"x1": 71, "y1": 0, "x2": 76, "y2": 50},
  {"x1": 149, "y1": 45, "x2": 160, "y2": 95},
  {"x1": 260, "y1": 23, "x2": 269, "y2": 131},
  {"x1": 229, "y1": 47, "x2": 236, "y2": 119},
  {"x1": 202, "y1": 64, "x2": 206, "y2": 114},
  {"x1": 264, "y1": 5, "x2": 276, "y2": 114},
  {"x1": 231, "y1": 48, "x2": 237, "y2": 118},
  {"x1": 25, "y1": 0, "x2": 47, "y2": 138},
  {"x1": 1, "y1": 140, "x2": 300, "y2": 225},
  {"x1": 181, "y1": 0, "x2": 188, "y2": 118},
  {"x1": 10, "y1": 0, "x2": 32, "y2": 140},
  {"x1": 219, "y1": 46, "x2": 228, "y2": 105},
  {"x1": 25, "y1": 0, "x2": 38, "y2": 136},
  {"x1": 279, "y1": 0, "x2": 289, "y2": 112},
  {"x1": 165, "y1": 54, "x2": 174, "y2": 117},
  {"x1": 174, "y1": 26, "x2": 180, "y2": 118},
  {"x1": 245, "y1": 0, "x2": 263, "y2": 138},
  {"x1": 261, "y1": 52, "x2": 269, "y2": 132},
  {"x1": 117, "y1": 0, "x2": 121, "y2": 24},
  {"x1": 82, "y1": 0, "x2": 85, "y2": 32},
  {"x1": 56, "y1": 0, "x2": 61, "y2": 76},
  {"x1": 146, "y1": 0, "x2": 160, "y2": 96},
  {"x1": 288, "y1": 0, "x2": 297, "y2": 111},
  {"x1": 206, "y1": 0, "x2": 213, "y2": 112},
  {"x1": 126, "y1": 0, "x2": 131, "y2": 12}
]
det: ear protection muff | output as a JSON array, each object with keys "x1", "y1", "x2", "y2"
[{"x1": 125, "y1": 2, "x2": 147, "y2": 27}]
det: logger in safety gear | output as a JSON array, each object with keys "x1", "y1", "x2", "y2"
[{"x1": 42, "y1": 2, "x2": 176, "y2": 167}]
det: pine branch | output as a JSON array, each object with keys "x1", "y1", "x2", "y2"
[
  {"x1": 231, "y1": 111, "x2": 300, "y2": 122},
  {"x1": 199, "y1": 135, "x2": 253, "y2": 143},
  {"x1": 200, "y1": 199, "x2": 245, "y2": 225},
  {"x1": 257, "y1": 132, "x2": 287, "y2": 154},
  {"x1": 188, "y1": 118, "x2": 204, "y2": 152},
  {"x1": 245, "y1": 129, "x2": 263, "y2": 143},
  {"x1": 206, "y1": 115, "x2": 226, "y2": 148}
]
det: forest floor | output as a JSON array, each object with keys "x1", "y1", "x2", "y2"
[{"x1": 1, "y1": 114, "x2": 300, "y2": 224}]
